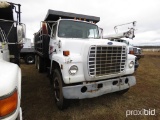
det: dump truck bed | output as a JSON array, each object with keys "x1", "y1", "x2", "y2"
[{"x1": 44, "y1": 9, "x2": 100, "y2": 23}]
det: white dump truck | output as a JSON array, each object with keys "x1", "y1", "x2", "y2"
[
  {"x1": 20, "y1": 38, "x2": 35, "y2": 64},
  {"x1": 0, "y1": 1, "x2": 25, "y2": 120},
  {"x1": 103, "y1": 21, "x2": 140, "y2": 69},
  {"x1": 111, "y1": 39, "x2": 143, "y2": 60},
  {"x1": 34, "y1": 10, "x2": 136, "y2": 110}
]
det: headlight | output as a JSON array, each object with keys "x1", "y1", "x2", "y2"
[
  {"x1": 69, "y1": 65, "x2": 78, "y2": 75},
  {"x1": 0, "y1": 89, "x2": 18, "y2": 118},
  {"x1": 129, "y1": 61, "x2": 134, "y2": 68}
]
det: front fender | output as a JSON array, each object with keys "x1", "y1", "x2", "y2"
[
  {"x1": 125, "y1": 54, "x2": 136, "y2": 75},
  {"x1": 52, "y1": 54, "x2": 85, "y2": 84}
]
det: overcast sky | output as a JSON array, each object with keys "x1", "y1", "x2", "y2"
[{"x1": 9, "y1": 0, "x2": 160, "y2": 45}]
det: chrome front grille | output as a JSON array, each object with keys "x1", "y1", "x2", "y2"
[{"x1": 88, "y1": 46, "x2": 127, "y2": 77}]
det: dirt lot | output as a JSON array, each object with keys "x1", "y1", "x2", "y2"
[{"x1": 21, "y1": 52, "x2": 160, "y2": 120}]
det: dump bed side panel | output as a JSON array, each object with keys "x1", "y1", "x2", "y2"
[{"x1": 34, "y1": 29, "x2": 50, "y2": 58}]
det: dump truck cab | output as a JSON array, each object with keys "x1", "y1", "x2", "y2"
[{"x1": 0, "y1": 1, "x2": 23, "y2": 119}]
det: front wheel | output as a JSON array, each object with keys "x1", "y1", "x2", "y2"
[{"x1": 52, "y1": 69, "x2": 69, "y2": 110}]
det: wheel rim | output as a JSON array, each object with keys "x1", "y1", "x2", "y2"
[{"x1": 54, "y1": 77, "x2": 60, "y2": 101}]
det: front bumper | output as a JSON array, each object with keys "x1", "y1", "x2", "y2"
[{"x1": 63, "y1": 75, "x2": 136, "y2": 99}]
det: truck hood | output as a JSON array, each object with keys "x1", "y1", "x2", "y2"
[
  {"x1": 0, "y1": 59, "x2": 20, "y2": 96},
  {"x1": 60, "y1": 38, "x2": 127, "y2": 55},
  {"x1": 59, "y1": 38, "x2": 129, "y2": 82}
]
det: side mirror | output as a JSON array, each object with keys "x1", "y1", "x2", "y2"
[
  {"x1": 51, "y1": 24, "x2": 57, "y2": 39},
  {"x1": 98, "y1": 27, "x2": 103, "y2": 39},
  {"x1": 51, "y1": 32, "x2": 55, "y2": 38},
  {"x1": 17, "y1": 24, "x2": 26, "y2": 43}
]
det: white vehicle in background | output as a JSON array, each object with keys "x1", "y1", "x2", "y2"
[
  {"x1": 0, "y1": 1, "x2": 24, "y2": 120},
  {"x1": 34, "y1": 10, "x2": 137, "y2": 110},
  {"x1": 103, "y1": 21, "x2": 139, "y2": 70},
  {"x1": 109, "y1": 39, "x2": 143, "y2": 59},
  {"x1": 20, "y1": 38, "x2": 35, "y2": 64}
]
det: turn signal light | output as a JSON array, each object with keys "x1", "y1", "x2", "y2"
[
  {"x1": 0, "y1": 89, "x2": 18, "y2": 117},
  {"x1": 42, "y1": 22, "x2": 48, "y2": 34},
  {"x1": 63, "y1": 51, "x2": 70, "y2": 56}
]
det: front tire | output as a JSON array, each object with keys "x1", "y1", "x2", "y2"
[{"x1": 52, "y1": 69, "x2": 69, "y2": 110}]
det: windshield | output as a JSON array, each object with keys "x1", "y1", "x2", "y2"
[{"x1": 58, "y1": 20, "x2": 99, "y2": 39}]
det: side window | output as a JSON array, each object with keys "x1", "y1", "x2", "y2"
[{"x1": 88, "y1": 29, "x2": 98, "y2": 38}]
